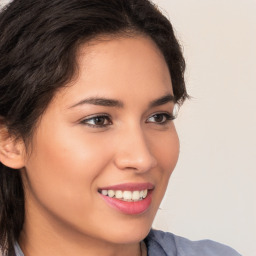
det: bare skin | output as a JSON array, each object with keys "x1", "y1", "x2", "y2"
[{"x1": 13, "y1": 36, "x2": 179, "y2": 256}]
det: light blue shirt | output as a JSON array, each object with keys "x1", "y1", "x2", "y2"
[
  {"x1": 14, "y1": 229, "x2": 242, "y2": 256},
  {"x1": 145, "y1": 229, "x2": 242, "y2": 256}
]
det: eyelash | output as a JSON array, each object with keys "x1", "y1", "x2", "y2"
[
  {"x1": 146, "y1": 112, "x2": 175, "y2": 124},
  {"x1": 80, "y1": 112, "x2": 175, "y2": 128},
  {"x1": 80, "y1": 114, "x2": 112, "y2": 128}
]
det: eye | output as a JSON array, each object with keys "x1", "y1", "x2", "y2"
[
  {"x1": 80, "y1": 115, "x2": 112, "y2": 128},
  {"x1": 146, "y1": 112, "x2": 175, "y2": 124}
]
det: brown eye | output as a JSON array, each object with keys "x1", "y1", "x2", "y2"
[
  {"x1": 146, "y1": 113, "x2": 174, "y2": 124},
  {"x1": 81, "y1": 115, "x2": 112, "y2": 128},
  {"x1": 152, "y1": 114, "x2": 165, "y2": 123},
  {"x1": 151, "y1": 114, "x2": 166, "y2": 123},
  {"x1": 94, "y1": 117, "x2": 107, "y2": 125}
]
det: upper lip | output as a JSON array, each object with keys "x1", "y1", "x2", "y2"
[{"x1": 98, "y1": 182, "x2": 154, "y2": 191}]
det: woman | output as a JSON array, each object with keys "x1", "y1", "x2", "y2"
[{"x1": 0, "y1": 0, "x2": 241, "y2": 255}]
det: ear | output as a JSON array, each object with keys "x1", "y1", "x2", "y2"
[{"x1": 0, "y1": 126, "x2": 26, "y2": 169}]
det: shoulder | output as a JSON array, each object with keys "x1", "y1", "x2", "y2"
[{"x1": 145, "y1": 229, "x2": 242, "y2": 256}]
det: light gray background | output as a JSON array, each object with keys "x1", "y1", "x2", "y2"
[
  {"x1": 151, "y1": 1, "x2": 256, "y2": 256},
  {"x1": 0, "y1": 0, "x2": 10, "y2": 8},
  {"x1": 1, "y1": 0, "x2": 255, "y2": 255}
]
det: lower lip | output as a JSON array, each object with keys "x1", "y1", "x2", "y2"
[{"x1": 99, "y1": 190, "x2": 153, "y2": 215}]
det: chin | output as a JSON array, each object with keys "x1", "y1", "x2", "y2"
[
  {"x1": 96, "y1": 215, "x2": 154, "y2": 245},
  {"x1": 107, "y1": 228, "x2": 151, "y2": 245}
]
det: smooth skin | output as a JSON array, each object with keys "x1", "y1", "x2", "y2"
[{"x1": 5, "y1": 36, "x2": 180, "y2": 256}]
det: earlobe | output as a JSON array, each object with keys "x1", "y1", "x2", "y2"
[{"x1": 0, "y1": 127, "x2": 26, "y2": 169}]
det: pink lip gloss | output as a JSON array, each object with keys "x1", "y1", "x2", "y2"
[{"x1": 98, "y1": 183, "x2": 154, "y2": 215}]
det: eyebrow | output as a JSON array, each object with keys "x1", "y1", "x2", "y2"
[
  {"x1": 69, "y1": 94, "x2": 175, "y2": 109},
  {"x1": 149, "y1": 94, "x2": 175, "y2": 108},
  {"x1": 69, "y1": 97, "x2": 124, "y2": 108}
]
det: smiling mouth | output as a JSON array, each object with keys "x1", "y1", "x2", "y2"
[
  {"x1": 98, "y1": 183, "x2": 154, "y2": 214},
  {"x1": 98, "y1": 189, "x2": 148, "y2": 202}
]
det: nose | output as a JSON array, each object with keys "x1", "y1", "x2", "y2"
[{"x1": 113, "y1": 126, "x2": 157, "y2": 173}]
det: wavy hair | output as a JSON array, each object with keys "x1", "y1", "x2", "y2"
[{"x1": 0, "y1": 0, "x2": 188, "y2": 254}]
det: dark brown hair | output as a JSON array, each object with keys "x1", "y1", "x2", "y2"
[{"x1": 0, "y1": 0, "x2": 188, "y2": 254}]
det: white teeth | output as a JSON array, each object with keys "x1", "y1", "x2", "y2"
[
  {"x1": 102, "y1": 190, "x2": 108, "y2": 196},
  {"x1": 115, "y1": 190, "x2": 123, "y2": 199},
  {"x1": 142, "y1": 189, "x2": 147, "y2": 198},
  {"x1": 132, "y1": 191, "x2": 140, "y2": 201},
  {"x1": 107, "y1": 190, "x2": 115, "y2": 198},
  {"x1": 123, "y1": 191, "x2": 132, "y2": 200},
  {"x1": 100, "y1": 189, "x2": 149, "y2": 201}
]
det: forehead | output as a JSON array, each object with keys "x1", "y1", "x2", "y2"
[{"x1": 54, "y1": 35, "x2": 173, "y2": 108}]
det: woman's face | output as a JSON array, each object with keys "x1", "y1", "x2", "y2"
[{"x1": 21, "y1": 36, "x2": 179, "y2": 245}]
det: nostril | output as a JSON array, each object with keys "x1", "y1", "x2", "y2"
[
  {"x1": 113, "y1": 152, "x2": 157, "y2": 173},
  {"x1": 113, "y1": 130, "x2": 157, "y2": 172}
]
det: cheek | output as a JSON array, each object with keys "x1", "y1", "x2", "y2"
[
  {"x1": 149, "y1": 126, "x2": 179, "y2": 199},
  {"x1": 151, "y1": 126, "x2": 180, "y2": 175},
  {"x1": 23, "y1": 124, "x2": 112, "y2": 217}
]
